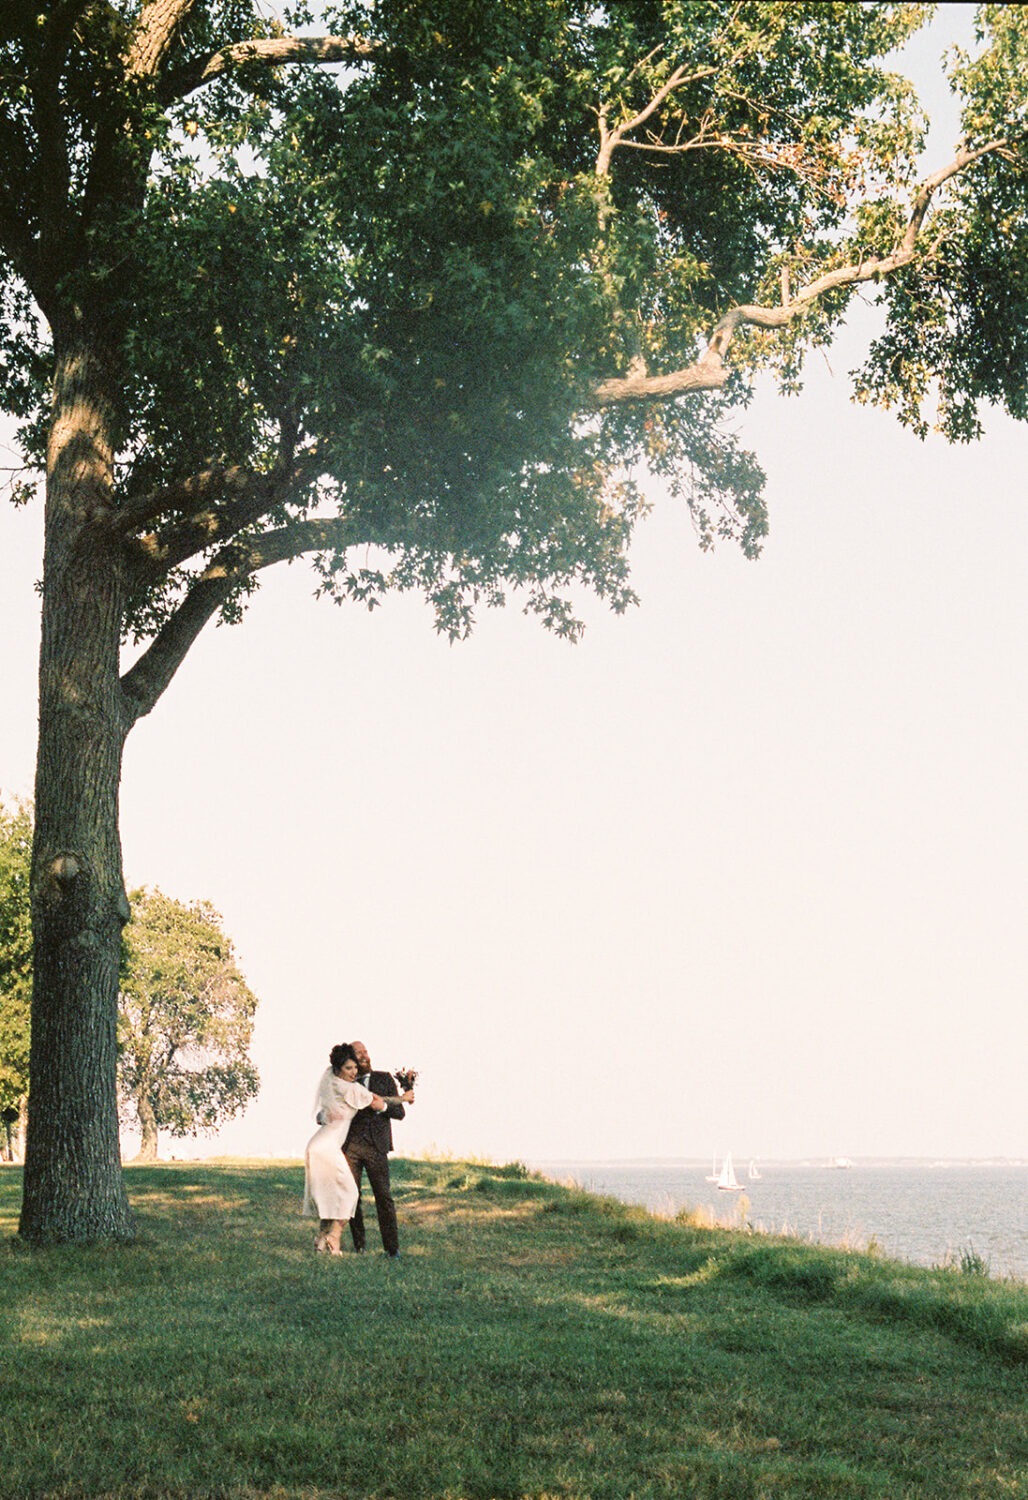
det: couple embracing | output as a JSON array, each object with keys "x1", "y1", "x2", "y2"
[{"x1": 303, "y1": 1039, "x2": 415, "y2": 1257}]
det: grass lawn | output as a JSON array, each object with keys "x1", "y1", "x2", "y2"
[{"x1": 0, "y1": 1157, "x2": 1025, "y2": 1499}]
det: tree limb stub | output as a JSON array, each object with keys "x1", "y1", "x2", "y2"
[{"x1": 593, "y1": 139, "x2": 1009, "y2": 408}]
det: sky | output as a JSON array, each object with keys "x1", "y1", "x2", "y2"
[{"x1": 1, "y1": 6, "x2": 1025, "y2": 1167}]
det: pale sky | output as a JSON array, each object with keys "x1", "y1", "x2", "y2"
[{"x1": 2, "y1": 6, "x2": 1025, "y2": 1166}]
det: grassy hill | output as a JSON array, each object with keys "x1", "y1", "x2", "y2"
[{"x1": 1, "y1": 1157, "x2": 1025, "y2": 1499}]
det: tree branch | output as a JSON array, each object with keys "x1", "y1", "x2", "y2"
[
  {"x1": 120, "y1": 571, "x2": 241, "y2": 724},
  {"x1": 32, "y1": 2, "x2": 82, "y2": 278},
  {"x1": 0, "y1": 187, "x2": 39, "y2": 292},
  {"x1": 125, "y1": 0, "x2": 199, "y2": 78},
  {"x1": 39, "y1": 2, "x2": 102, "y2": 69},
  {"x1": 225, "y1": 515, "x2": 354, "y2": 573},
  {"x1": 0, "y1": 3, "x2": 97, "y2": 296},
  {"x1": 593, "y1": 140, "x2": 1007, "y2": 407},
  {"x1": 120, "y1": 515, "x2": 353, "y2": 722},
  {"x1": 117, "y1": 443, "x2": 324, "y2": 536},
  {"x1": 116, "y1": 462, "x2": 270, "y2": 535},
  {"x1": 596, "y1": 62, "x2": 717, "y2": 177},
  {"x1": 159, "y1": 34, "x2": 380, "y2": 104},
  {"x1": 594, "y1": 5, "x2": 765, "y2": 179},
  {"x1": 124, "y1": 451, "x2": 324, "y2": 586}
]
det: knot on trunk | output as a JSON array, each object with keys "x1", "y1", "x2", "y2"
[{"x1": 51, "y1": 854, "x2": 81, "y2": 884}]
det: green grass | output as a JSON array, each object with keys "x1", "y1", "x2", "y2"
[{"x1": 1, "y1": 1158, "x2": 1026, "y2": 1500}]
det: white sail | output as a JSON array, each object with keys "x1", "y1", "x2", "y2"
[
  {"x1": 705, "y1": 1154, "x2": 719, "y2": 1183},
  {"x1": 747, "y1": 1160, "x2": 762, "y2": 1181},
  {"x1": 716, "y1": 1152, "x2": 743, "y2": 1191}
]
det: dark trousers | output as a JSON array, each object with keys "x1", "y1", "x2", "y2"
[{"x1": 344, "y1": 1140, "x2": 399, "y2": 1255}]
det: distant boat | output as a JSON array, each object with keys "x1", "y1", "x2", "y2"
[
  {"x1": 716, "y1": 1153, "x2": 744, "y2": 1191},
  {"x1": 705, "y1": 1154, "x2": 719, "y2": 1183},
  {"x1": 747, "y1": 1160, "x2": 762, "y2": 1181},
  {"x1": 828, "y1": 1156, "x2": 854, "y2": 1170}
]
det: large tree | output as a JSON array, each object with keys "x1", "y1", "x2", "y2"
[
  {"x1": 2, "y1": 1, "x2": 1027, "y2": 1241},
  {"x1": 118, "y1": 888, "x2": 259, "y2": 1161}
]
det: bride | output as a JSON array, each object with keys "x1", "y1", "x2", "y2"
[{"x1": 303, "y1": 1043, "x2": 414, "y2": 1254}]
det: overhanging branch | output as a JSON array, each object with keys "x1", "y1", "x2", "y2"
[
  {"x1": 160, "y1": 34, "x2": 380, "y2": 104},
  {"x1": 593, "y1": 139, "x2": 1008, "y2": 407}
]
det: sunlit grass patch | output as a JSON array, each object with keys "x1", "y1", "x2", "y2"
[{"x1": 0, "y1": 1157, "x2": 1025, "y2": 1499}]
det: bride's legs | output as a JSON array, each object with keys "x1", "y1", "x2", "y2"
[
  {"x1": 314, "y1": 1218, "x2": 333, "y2": 1252},
  {"x1": 324, "y1": 1220, "x2": 345, "y2": 1254}
]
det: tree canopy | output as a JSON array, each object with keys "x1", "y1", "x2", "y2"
[{"x1": 3, "y1": 3, "x2": 1026, "y2": 658}]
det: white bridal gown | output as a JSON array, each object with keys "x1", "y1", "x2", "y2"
[{"x1": 303, "y1": 1069, "x2": 376, "y2": 1220}]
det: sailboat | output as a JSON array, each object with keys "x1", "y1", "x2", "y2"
[
  {"x1": 747, "y1": 1160, "x2": 762, "y2": 1181},
  {"x1": 705, "y1": 1154, "x2": 719, "y2": 1183},
  {"x1": 716, "y1": 1153, "x2": 744, "y2": 1191}
]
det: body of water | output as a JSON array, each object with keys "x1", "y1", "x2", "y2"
[{"x1": 530, "y1": 1159, "x2": 1028, "y2": 1282}]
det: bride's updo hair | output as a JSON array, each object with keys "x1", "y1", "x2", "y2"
[{"x1": 330, "y1": 1042, "x2": 357, "y2": 1073}]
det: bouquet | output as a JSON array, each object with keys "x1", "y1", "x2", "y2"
[{"x1": 394, "y1": 1067, "x2": 419, "y2": 1099}]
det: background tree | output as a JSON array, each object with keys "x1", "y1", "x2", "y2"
[
  {"x1": 2, "y1": 2, "x2": 1028, "y2": 1240},
  {"x1": 0, "y1": 801, "x2": 32, "y2": 1158},
  {"x1": 1, "y1": 804, "x2": 258, "y2": 1161},
  {"x1": 118, "y1": 888, "x2": 259, "y2": 1162}
]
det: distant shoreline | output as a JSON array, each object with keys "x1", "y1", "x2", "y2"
[
  {"x1": 531, "y1": 1155, "x2": 1028, "y2": 1170},
  {"x1": 527, "y1": 1157, "x2": 1028, "y2": 1282}
]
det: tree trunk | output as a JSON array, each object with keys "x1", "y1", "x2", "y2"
[
  {"x1": 18, "y1": 335, "x2": 135, "y2": 1243},
  {"x1": 134, "y1": 1092, "x2": 159, "y2": 1163}
]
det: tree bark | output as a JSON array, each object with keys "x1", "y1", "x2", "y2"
[
  {"x1": 134, "y1": 1092, "x2": 159, "y2": 1162},
  {"x1": 19, "y1": 333, "x2": 135, "y2": 1243}
]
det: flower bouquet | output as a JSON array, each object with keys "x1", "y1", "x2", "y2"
[{"x1": 394, "y1": 1067, "x2": 418, "y2": 1100}]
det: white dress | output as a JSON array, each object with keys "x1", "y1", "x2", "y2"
[{"x1": 302, "y1": 1070, "x2": 376, "y2": 1219}]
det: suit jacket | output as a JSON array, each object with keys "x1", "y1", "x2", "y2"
[{"x1": 344, "y1": 1068, "x2": 404, "y2": 1154}]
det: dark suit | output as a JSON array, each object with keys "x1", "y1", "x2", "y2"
[{"x1": 344, "y1": 1069, "x2": 405, "y2": 1255}]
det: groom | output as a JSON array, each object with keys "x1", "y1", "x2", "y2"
[{"x1": 343, "y1": 1039, "x2": 405, "y2": 1258}]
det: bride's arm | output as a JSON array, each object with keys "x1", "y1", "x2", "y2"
[
  {"x1": 337, "y1": 1080, "x2": 415, "y2": 1113},
  {"x1": 320, "y1": 1074, "x2": 360, "y2": 1121},
  {"x1": 314, "y1": 1068, "x2": 347, "y2": 1122}
]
